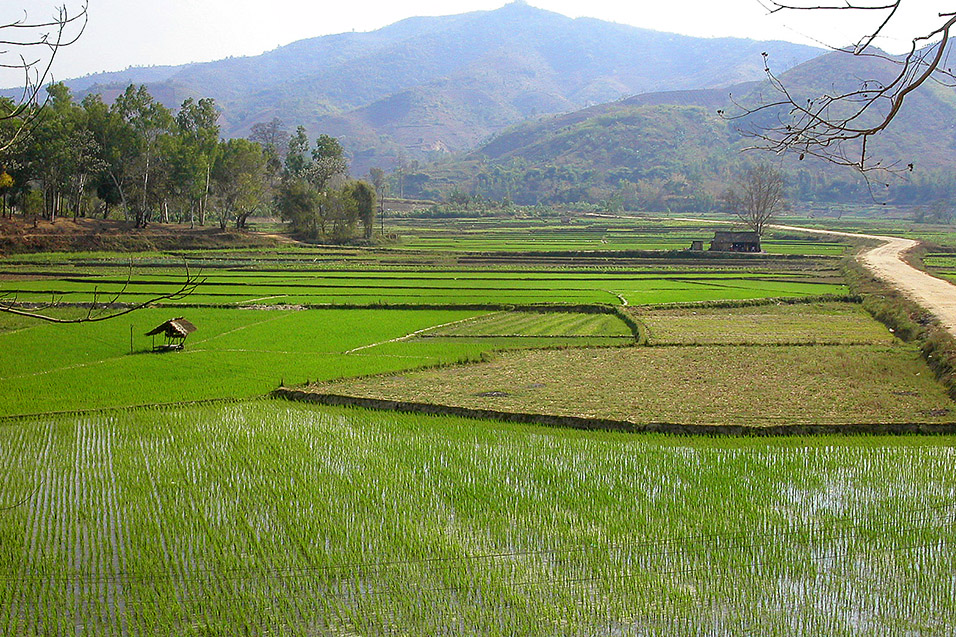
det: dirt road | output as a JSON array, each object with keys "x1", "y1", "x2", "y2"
[
  {"x1": 774, "y1": 224, "x2": 956, "y2": 336},
  {"x1": 662, "y1": 215, "x2": 956, "y2": 336}
]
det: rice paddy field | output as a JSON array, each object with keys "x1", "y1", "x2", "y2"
[
  {"x1": 386, "y1": 217, "x2": 850, "y2": 256},
  {"x1": 1, "y1": 401, "x2": 954, "y2": 634},
  {"x1": 922, "y1": 254, "x2": 956, "y2": 285},
  {"x1": 2, "y1": 216, "x2": 955, "y2": 634},
  {"x1": 308, "y1": 302, "x2": 956, "y2": 427}
]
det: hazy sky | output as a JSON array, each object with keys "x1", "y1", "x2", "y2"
[{"x1": 1, "y1": 0, "x2": 950, "y2": 87}]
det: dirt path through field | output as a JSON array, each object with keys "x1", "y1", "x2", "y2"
[
  {"x1": 662, "y1": 214, "x2": 956, "y2": 337},
  {"x1": 772, "y1": 224, "x2": 956, "y2": 336}
]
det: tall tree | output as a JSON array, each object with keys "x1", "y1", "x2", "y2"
[
  {"x1": 109, "y1": 85, "x2": 174, "y2": 228},
  {"x1": 284, "y1": 126, "x2": 311, "y2": 178},
  {"x1": 249, "y1": 118, "x2": 289, "y2": 157},
  {"x1": 276, "y1": 177, "x2": 318, "y2": 237},
  {"x1": 307, "y1": 134, "x2": 347, "y2": 190},
  {"x1": 368, "y1": 167, "x2": 387, "y2": 233},
  {"x1": 212, "y1": 138, "x2": 267, "y2": 229},
  {"x1": 345, "y1": 181, "x2": 376, "y2": 240},
  {"x1": 175, "y1": 97, "x2": 220, "y2": 225}
]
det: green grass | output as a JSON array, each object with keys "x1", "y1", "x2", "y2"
[
  {"x1": 0, "y1": 308, "x2": 484, "y2": 415},
  {"x1": 1, "y1": 401, "x2": 954, "y2": 634},
  {"x1": 424, "y1": 311, "x2": 632, "y2": 337},
  {"x1": 0, "y1": 307, "x2": 639, "y2": 416}
]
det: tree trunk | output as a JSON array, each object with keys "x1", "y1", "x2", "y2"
[{"x1": 201, "y1": 163, "x2": 210, "y2": 227}]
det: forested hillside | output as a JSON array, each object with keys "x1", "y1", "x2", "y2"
[
  {"x1": 24, "y1": 3, "x2": 822, "y2": 174},
  {"x1": 409, "y1": 50, "x2": 956, "y2": 208}
]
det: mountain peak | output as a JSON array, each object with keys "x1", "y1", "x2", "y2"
[{"x1": 47, "y1": 6, "x2": 825, "y2": 176}]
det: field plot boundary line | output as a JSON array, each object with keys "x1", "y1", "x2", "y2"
[
  {"x1": 0, "y1": 397, "x2": 248, "y2": 423},
  {"x1": 0, "y1": 354, "x2": 125, "y2": 382},
  {"x1": 606, "y1": 290, "x2": 628, "y2": 306},
  {"x1": 343, "y1": 313, "x2": 497, "y2": 355},
  {"x1": 189, "y1": 310, "x2": 295, "y2": 345},
  {"x1": 229, "y1": 295, "x2": 286, "y2": 305},
  {"x1": 273, "y1": 390, "x2": 956, "y2": 437}
]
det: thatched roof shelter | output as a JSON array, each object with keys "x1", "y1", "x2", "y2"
[
  {"x1": 146, "y1": 318, "x2": 196, "y2": 338},
  {"x1": 146, "y1": 318, "x2": 196, "y2": 350}
]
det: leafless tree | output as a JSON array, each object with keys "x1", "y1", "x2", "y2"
[
  {"x1": 723, "y1": 163, "x2": 787, "y2": 234},
  {"x1": 0, "y1": 262, "x2": 203, "y2": 324},
  {"x1": 725, "y1": 2, "x2": 955, "y2": 174},
  {"x1": 0, "y1": 2, "x2": 89, "y2": 152}
]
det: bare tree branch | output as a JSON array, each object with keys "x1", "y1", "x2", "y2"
[
  {"x1": 725, "y1": 1, "x2": 955, "y2": 175},
  {"x1": 0, "y1": 262, "x2": 204, "y2": 324},
  {"x1": 0, "y1": 2, "x2": 89, "y2": 152},
  {"x1": 723, "y1": 164, "x2": 787, "y2": 235}
]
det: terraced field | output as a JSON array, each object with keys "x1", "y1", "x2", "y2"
[
  {"x1": 389, "y1": 217, "x2": 849, "y2": 256},
  {"x1": 0, "y1": 306, "x2": 643, "y2": 416},
  {"x1": 0, "y1": 265, "x2": 847, "y2": 307}
]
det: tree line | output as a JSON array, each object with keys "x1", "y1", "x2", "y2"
[{"x1": 0, "y1": 84, "x2": 377, "y2": 242}]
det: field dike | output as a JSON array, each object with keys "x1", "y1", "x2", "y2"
[
  {"x1": 846, "y1": 256, "x2": 956, "y2": 400},
  {"x1": 271, "y1": 389, "x2": 956, "y2": 437}
]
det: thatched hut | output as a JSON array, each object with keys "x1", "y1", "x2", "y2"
[{"x1": 146, "y1": 317, "x2": 197, "y2": 351}]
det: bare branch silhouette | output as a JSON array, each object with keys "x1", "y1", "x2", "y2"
[
  {"x1": 0, "y1": 2, "x2": 89, "y2": 152},
  {"x1": 726, "y1": 2, "x2": 956, "y2": 174},
  {"x1": 0, "y1": 261, "x2": 204, "y2": 324}
]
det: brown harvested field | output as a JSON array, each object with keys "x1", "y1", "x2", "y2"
[
  {"x1": 636, "y1": 302, "x2": 896, "y2": 346},
  {"x1": 308, "y1": 344, "x2": 956, "y2": 426}
]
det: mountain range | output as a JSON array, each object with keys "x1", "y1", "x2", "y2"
[
  {"x1": 43, "y1": 2, "x2": 823, "y2": 174},
  {"x1": 410, "y1": 47, "x2": 956, "y2": 207}
]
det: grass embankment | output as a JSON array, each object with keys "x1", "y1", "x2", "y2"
[
  {"x1": 846, "y1": 257, "x2": 956, "y2": 400},
  {"x1": 302, "y1": 302, "x2": 955, "y2": 428},
  {"x1": 2, "y1": 402, "x2": 953, "y2": 634},
  {"x1": 0, "y1": 217, "x2": 278, "y2": 253}
]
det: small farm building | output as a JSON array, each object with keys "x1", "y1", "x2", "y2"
[
  {"x1": 710, "y1": 231, "x2": 761, "y2": 253},
  {"x1": 689, "y1": 240, "x2": 704, "y2": 251},
  {"x1": 146, "y1": 317, "x2": 197, "y2": 351}
]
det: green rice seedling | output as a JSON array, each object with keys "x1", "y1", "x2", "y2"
[{"x1": 0, "y1": 402, "x2": 954, "y2": 634}]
